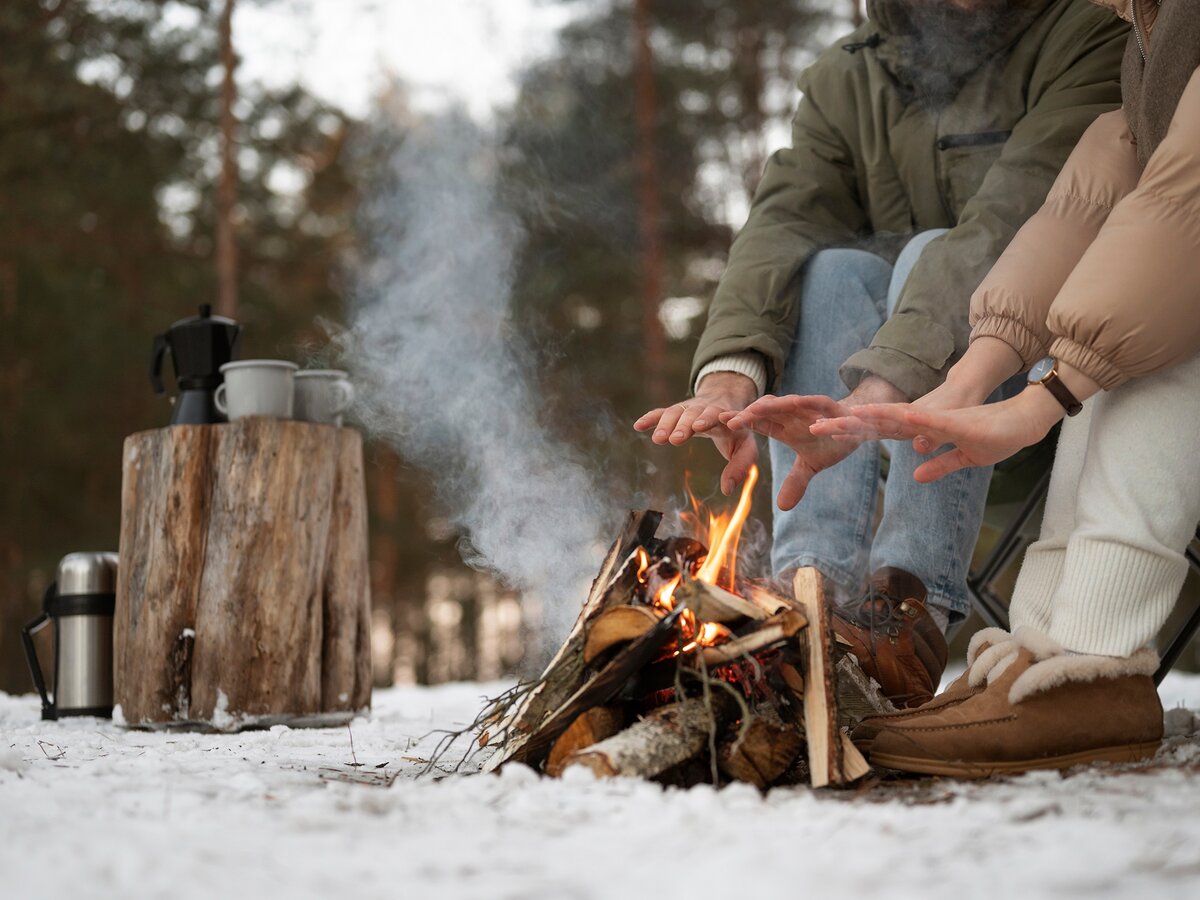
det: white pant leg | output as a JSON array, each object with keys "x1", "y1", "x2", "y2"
[
  {"x1": 1048, "y1": 351, "x2": 1200, "y2": 656},
  {"x1": 1008, "y1": 401, "x2": 1094, "y2": 634}
]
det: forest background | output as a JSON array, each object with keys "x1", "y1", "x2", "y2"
[{"x1": 3, "y1": 0, "x2": 1194, "y2": 696}]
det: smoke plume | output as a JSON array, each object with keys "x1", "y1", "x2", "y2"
[{"x1": 340, "y1": 112, "x2": 618, "y2": 657}]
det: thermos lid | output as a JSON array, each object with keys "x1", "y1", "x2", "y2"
[{"x1": 56, "y1": 552, "x2": 119, "y2": 597}]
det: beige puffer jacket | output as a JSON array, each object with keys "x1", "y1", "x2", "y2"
[{"x1": 970, "y1": 0, "x2": 1200, "y2": 389}]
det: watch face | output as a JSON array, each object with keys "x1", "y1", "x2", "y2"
[{"x1": 1028, "y1": 357, "x2": 1055, "y2": 383}]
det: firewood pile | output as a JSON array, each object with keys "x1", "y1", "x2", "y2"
[{"x1": 478, "y1": 495, "x2": 894, "y2": 789}]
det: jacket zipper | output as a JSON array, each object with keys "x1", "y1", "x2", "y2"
[
  {"x1": 1132, "y1": 0, "x2": 1146, "y2": 61},
  {"x1": 936, "y1": 131, "x2": 1012, "y2": 151}
]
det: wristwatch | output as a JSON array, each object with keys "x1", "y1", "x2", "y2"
[{"x1": 1027, "y1": 356, "x2": 1083, "y2": 416}]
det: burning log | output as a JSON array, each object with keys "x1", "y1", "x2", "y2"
[
  {"x1": 700, "y1": 610, "x2": 806, "y2": 667},
  {"x1": 674, "y1": 579, "x2": 767, "y2": 624},
  {"x1": 561, "y1": 695, "x2": 732, "y2": 780},
  {"x1": 583, "y1": 606, "x2": 661, "y2": 664}
]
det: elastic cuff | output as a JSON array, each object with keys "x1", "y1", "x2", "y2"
[
  {"x1": 1008, "y1": 546, "x2": 1065, "y2": 635},
  {"x1": 969, "y1": 316, "x2": 1049, "y2": 370},
  {"x1": 1048, "y1": 539, "x2": 1186, "y2": 657},
  {"x1": 694, "y1": 353, "x2": 767, "y2": 396},
  {"x1": 1047, "y1": 336, "x2": 1126, "y2": 391}
]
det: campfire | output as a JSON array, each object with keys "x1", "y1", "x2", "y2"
[{"x1": 476, "y1": 468, "x2": 893, "y2": 789}]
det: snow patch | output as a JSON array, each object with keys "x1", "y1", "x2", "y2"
[{"x1": 0, "y1": 675, "x2": 1197, "y2": 900}]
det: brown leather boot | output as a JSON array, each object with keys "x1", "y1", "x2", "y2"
[
  {"x1": 832, "y1": 567, "x2": 948, "y2": 709},
  {"x1": 851, "y1": 626, "x2": 1014, "y2": 748},
  {"x1": 867, "y1": 635, "x2": 1164, "y2": 778}
]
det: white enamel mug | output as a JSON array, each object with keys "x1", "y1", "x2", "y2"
[
  {"x1": 215, "y1": 360, "x2": 298, "y2": 421},
  {"x1": 294, "y1": 370, "x2": 355, "y2": 427}
]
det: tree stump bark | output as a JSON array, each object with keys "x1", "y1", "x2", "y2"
[{"x1": 114, "y1": 419, "x2": 371, "y2": 730}]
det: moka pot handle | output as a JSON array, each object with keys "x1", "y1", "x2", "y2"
[
  {"x1": 150, "y1": 333, "x2": 170, "y2": 396},
  {"x1": 21, "y1": 583, "x2": 56, "y2": 720}
]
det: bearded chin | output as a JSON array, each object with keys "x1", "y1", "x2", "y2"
[{"x1": 875, "y1": 0, "x2": 1043, "y2": 108}]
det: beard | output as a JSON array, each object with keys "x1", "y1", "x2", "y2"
[{"x1": 868, "y1": 0, "x2": 1048, "y2": 108}]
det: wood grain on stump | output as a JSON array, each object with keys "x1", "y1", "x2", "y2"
[{"x1": 115, "y1": 419, "x2": 371, "y2": 730}]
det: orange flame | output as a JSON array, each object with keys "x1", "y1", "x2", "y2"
[{"x1": 695, "y1": 464, "x2": 758, "y2": 589}]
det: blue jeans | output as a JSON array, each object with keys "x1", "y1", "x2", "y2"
[{"x1": 770, "y1": 230, "x2": 995, "y2": 627}]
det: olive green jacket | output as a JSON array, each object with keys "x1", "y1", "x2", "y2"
[{"x1": 692, "y1": 0, "x2": 1128, "y2": 399}]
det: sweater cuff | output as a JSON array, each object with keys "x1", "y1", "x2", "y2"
[
  {"x1": 1047, "y1": 336, "x2": 1126, "y2": 391},
  {"x1": 694, "y1": 353, "x2": 767, "y2": 397},
  {"x1": 969, "y1": 316, "x2": 1050, "y2": 370}
]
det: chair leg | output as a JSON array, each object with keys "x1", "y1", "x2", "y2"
[{"x1": 1154, "y1": 533, "x2": 1200, "y2": 685}]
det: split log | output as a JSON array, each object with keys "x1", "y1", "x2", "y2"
[
  {"x1": 675, "y1": 579, "x2": 767, "y2": 624},
  {"x1": 115, "y1": 420, "x2": 371, "y2": 730},
  {"x1": 562, "y1": 695, "x2": 731, "y2": 779},
  {"x1": 499, "y1": 606, "x2": 682, "y2": 768},
  {"x1": 700, "y1": 609, "x2": 806, "y2": 667},
  {"x1": 583, "y1": 605, "x2": 661, "y2": 664},
  {"x1": 545, "y1": 707, "x2": 624, "y2": 777},
  {"x1": 792, "y1": 568, "x2": 869, "y2": 787},
  {"x1": 485, "y1": 510, "x2": 661, "y2": 771},
  {"x1": 834, "y1": 653, "x2": 896, "y2": 727},
  {"x1": 744, "y1": 583, "x2": 800, "y2": 617},
  {"x1": 718, "y1": 713, "x2": 804, "y2": 789}
]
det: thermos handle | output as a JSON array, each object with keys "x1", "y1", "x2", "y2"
[
  {"x1": 21, "y1": 583, "x2": 56, "y2": 720},
  {"x1": 150, "y1": 332, "x2": 169, "y2": 396}
]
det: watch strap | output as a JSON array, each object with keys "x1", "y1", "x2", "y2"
[{"x1": 1037, "y1": 368, "x2": 1084, "y2": 416}]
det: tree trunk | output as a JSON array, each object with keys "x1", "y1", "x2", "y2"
[
  {"x1": 632, "y1": 0, "x2": 667, "y2": 411},
  {"x1": 114, "y1": 419, "x2": 371, "y2": 730},
  {"x1": 216, "y1": 0, "x2": 239, "y2": 319}
]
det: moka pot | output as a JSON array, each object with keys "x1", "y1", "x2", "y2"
[{"x1": 21, "y1": 553, "x2": 118, "y2": 720}]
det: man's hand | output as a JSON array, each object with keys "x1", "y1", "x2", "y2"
[
  {"x1": 722, "y1": 376, "x2": 906, "y2": 511},
  {"x1": 634, "y1": 372, "x2": 759, "y2": 495}
]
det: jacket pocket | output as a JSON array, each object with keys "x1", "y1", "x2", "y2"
[{"x1": 939, "y1": 132, "x2": 1011, "y2": 215}]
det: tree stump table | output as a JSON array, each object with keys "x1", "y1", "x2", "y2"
[{"x1": 114, "y1": 418, "x2": 372, "y2": 731}]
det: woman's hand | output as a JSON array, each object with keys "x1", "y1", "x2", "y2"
[{"x1": 811, "y1": 387, "x2": 1067, "y2": 482}]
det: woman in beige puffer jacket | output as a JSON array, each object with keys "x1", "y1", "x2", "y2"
[{"x1": 807, "y1": 0, "x2": 1200, "y2": 777}]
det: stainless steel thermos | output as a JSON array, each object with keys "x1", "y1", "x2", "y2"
[{"x1": 21, "y1": 552, "x2": 118, "y2": 720}]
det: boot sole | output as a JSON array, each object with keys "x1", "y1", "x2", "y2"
[{"x1": 870, "y1": 741, "x2": 1161, "y2": 779}]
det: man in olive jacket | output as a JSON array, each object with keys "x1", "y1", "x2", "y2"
[{"x1": 636, "y1": 0, "x2": 1127, "y2": 706}]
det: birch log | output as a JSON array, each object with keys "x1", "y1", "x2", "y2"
[{"x1": 114, "y1": 419, "x2": 371, "y2": 730}]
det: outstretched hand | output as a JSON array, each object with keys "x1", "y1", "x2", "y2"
[
  {"x1": 810, "y1": 390, "x2": 1064, "y2": 482},
  {"x1": 634, "y1": 372, "x2": 759, "y2": 495},
  {"x1": 722, "y1": 394, "x2": 862, "y2": 511}
]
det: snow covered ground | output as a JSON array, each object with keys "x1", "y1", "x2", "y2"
[{"x1": 3, "y1": 674, "x2": 1199, "y2": 900}]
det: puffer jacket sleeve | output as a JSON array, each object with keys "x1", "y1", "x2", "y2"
[
  {"x1": 969, "y1": 109, "x2": 1141, "y2": 368},
  {"x1": 690, "y1": 70, "x2": 867, "y2": 392},
  {"x1": 1044, "y1": 67, "x2": 1200, "y2": 389}
]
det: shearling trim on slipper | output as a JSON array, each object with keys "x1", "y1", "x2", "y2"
[
  {"x1": 1009, "y1": 624, "x2": 1064, "y2": 661},
  {"x1": 966, "y1": 627, "x2": 1012, "y2": 666},
  {"x1": 1008, "y1": 647, "x2": 1160, "y2": 704},
  {"x1": 969, "y1": 642, "x2": 1020, "y2": 687}
]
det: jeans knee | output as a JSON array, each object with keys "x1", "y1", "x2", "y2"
[{"x1": 802, "y1": 248, "x2": 890, "y2": 303}]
